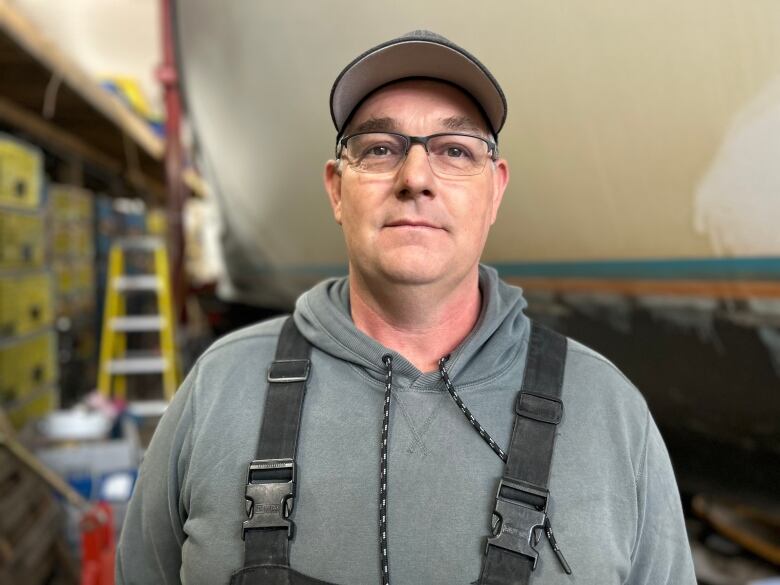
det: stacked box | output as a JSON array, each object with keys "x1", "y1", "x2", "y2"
[
  {"x1": 46, "y1": 185, "x2": 98, "y2": 406},
  {"x1": 53, "y1": 261, "x2": 96, "y2": 316},
  {"x1": 147, "y1": 208, "x2": 167, "y2": 235},
  {"x1": 7, "y1": 387, "x2": 57, "y2": 429},
  {"x1": 0, "y1": 272, "x2": 54, "y2": 338},
  {"x1": 0, "y1": 331, "x2": 58, "y2": 426},
  {"x1": 0, "y1": 135, "x2": 57, "y2": 429},
  {"x1": 0, "y1": 134, "x2": 43, "y2": 210},
  {"x1": 49, "y1": 184, "x2": 93, "y2": 223},
  {"x1": 0, "y1": 210, "x2": 46, "y2": 269},
  {"x1": 48, "y1": 185, "x2": 96, "y2": 319}
]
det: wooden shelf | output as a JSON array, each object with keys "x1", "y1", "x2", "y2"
[{"x1": 0, "y1": 0, "x2": 166, "y2": 199}]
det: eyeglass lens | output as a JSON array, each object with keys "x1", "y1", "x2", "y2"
[{"x1": 343, "y1": 133, "x2": 491, "y2": 176}]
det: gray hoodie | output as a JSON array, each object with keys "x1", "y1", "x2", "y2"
[{"x1": 116, "y1": 265, "x2": 696, "y2": 585}]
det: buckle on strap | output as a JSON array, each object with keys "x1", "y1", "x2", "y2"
[
  {"x1": 243, "y1": 458, "x2": 296, "y2": 539},
  {"x1": 486, "y1": 477, "x2": 549, "y2": 570},
  {"x1": 516, "y1": 392, "x2": 563, "y2": 424},
  {"x1": 267, "y1": 359, "x2": 310, "y2": 383}
]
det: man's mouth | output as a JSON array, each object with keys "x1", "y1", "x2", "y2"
[{"x1": 384, "y1": 219, "x2": 443, "y2": 230}]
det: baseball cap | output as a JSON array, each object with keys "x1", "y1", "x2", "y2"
[{"x1": 330, "y1": 30, "x2": 507, "y2": 138}]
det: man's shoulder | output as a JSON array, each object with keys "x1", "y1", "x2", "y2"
[
  {"x1": 560, "y1": 333, "x2": 649, "y2": 419},
  {"x1": 200, "y1": 315, "x2": 289, "y2": 361},
  {"x1": 187, "y1": 316, "x2": 291, "y2": 387},
  {"x1": 180, "y1": 316, "x2": 291, "y2": 411}
]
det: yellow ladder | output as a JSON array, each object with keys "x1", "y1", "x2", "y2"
[{"x1": 97, "y1": 237, "x2": 179, "y2": 401}]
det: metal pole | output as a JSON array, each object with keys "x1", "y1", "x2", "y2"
[{"x1": 157, "y1": 0, "x2": 187, "y2": 323}]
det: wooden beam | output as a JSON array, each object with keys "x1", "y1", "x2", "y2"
[
  {"x1": 0, "y1": 96, "x2": 120, "y2": 170},
  {"x1": 0, "y1": 96, "x2": 166, "y2": 199}
]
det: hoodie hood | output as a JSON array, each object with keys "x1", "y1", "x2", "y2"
[{"x1": 293, "y1": 264, "x2": 530, "y2": 388}]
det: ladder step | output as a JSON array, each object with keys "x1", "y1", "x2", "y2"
[
  {"x1": 107, "y1": 357, "x2": 168, "y2": 375},
  {"x1": 114, "y1": 275, "x2": 161, "y2": 291},
  {"x1": 110, "y1": 316, "x2": 165, "y2": 332},
  {"x1": 115, "y1": 236, "x2": 165, "y2": 251}
]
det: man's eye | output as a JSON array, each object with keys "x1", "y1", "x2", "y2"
[
  {"x1": 445, "y1": 146, "x2": 473, "y2": 159},
  {"x1": 367, "y1": 145, "x2": 392, "y2": 156}
]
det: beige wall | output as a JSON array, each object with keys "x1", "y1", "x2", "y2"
[
  {"x1": 175, "y1": 0, "x2": 780, "y2": 288},
  {"x1": 487, "y1": 0, "x2": 780, "y2": 261}
]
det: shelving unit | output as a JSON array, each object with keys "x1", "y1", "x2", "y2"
[
  {"x1": 0, "y1": 0, "x2": 188, "y2": 420},
  {"x1": 0, "y1": 0, "x2": 166, "y2": 199}
]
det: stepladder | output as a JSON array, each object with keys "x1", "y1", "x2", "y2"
[{"x1": 97, "y1": 237, "x2": 179, "y2": 401}]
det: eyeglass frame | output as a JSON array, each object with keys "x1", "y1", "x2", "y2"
[{"x1": 335, "y1": 131, "x2": 499, "y2": 175}]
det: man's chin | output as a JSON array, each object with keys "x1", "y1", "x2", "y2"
[{"x1": 374, "y1": 259, "x2": 448, "y2": 287}]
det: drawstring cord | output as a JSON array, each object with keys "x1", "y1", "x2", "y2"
[
  {"x1": 438, "y1": 355, "x2": 507, "y2": 463},
  {"x1": 379, "y1": 354, "x2": 393, "y2": 585},
  {"x1": 378, "y1": 353, "x2": 569, "y2": 584},
  {"x1": 438, "y1": 355, "x2": 572, "y2": 575}
]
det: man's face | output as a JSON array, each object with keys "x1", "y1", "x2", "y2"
[{"x1": 324, "y1": 80, "x2": 509, "y2": 290}]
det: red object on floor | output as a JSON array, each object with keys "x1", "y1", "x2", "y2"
[{"x1": 81, "y1": 502, "x2": 115, "y2": 585}]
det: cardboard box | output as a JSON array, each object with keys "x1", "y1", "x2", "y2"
[
  {"x1": 0, "y1": 134, "x2": 43, "y2": 210},
  {"x1": 0, "y1": 209, "x2": 46, "y2": 269},
  {"x1": 0, "y1": 271, "x2": 54, "y2": 338},
  {"x1": 6, "y1": 385, "x2": 57, "y2": 429},
  {"x1": 49, "y1": 184, "x2": 94, "y2": 224},
  {"x1": 0, "y1": 330, "x2": 58, "y2": 408}
]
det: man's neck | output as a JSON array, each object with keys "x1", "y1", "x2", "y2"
[{"x1": 349, "y1": 269, "x2": 482, "y2": 373}]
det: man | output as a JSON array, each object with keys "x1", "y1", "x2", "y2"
[{"x1": 117, "y1": 31, "x2": 696, "y2": 584}]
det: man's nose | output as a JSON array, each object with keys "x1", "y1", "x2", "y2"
[{"x1": 395, "y1": 143, "x2": 435, "y2": 197}]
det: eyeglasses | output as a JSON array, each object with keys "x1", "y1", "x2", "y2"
[{"x1": 336, "y1": 132, "x2": 498, "y2": 177}]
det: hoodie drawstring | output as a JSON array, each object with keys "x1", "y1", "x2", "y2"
[
  {"x1": 439, "y1": 356, "x2": 572, "y2": 575},
  {"x1": 379, "y1": 354, "x2": 393, "y2": 585},
  {"x1": 438, "y1": 355, "x2": 507, "y2": 463},
  {"x1": 377, "y1": 354, "x2": 511, "y2": 585}
]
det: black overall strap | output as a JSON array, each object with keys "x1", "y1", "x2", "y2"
[
  {"x1": 479, "y1": 321, "x2": 567, "y2": 585},
  {"x1": 242, "y1": 316, "x2": 312, "y2": 568}
]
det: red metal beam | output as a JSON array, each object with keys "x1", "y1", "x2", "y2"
[{"x1": 157, "y1": 0, "x2": 187, "y2": 322}]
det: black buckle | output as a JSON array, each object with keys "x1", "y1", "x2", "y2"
[
  {"x1": 242, "y1": 458, "x2": 295, "y2": 539},
  {"x1": 267, "y1": 359, "x2": 310, "y2": 383},
  {"x1": 516, "y1": 392, "x2": 563, "y2": 424},
  {"x1": 486, "y1": 477, "x2": 549, "y2": 570}
]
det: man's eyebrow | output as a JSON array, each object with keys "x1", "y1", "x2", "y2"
[
  {"x1": 348, "y1": 115, "x2": 487, "y2": 136},
  {"x1": 350, "y1": 117, "x2": 400, "y2": 133},
  {"x1": 440, "y1": 116, "x2": 487, "y2": 136}
]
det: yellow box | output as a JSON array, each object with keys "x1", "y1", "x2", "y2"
[
  {"x1": 53, "y1": 260, "x2": 95, "y2": 316},
  {"x1": 0, "y1": 135, "x2": 43, "y2": 210},
  {"x1": 0, "y1": 210, "x2": 46, "y2": 269},
  {"x1": 147, "y1": 208, "x2": 167, "y2": 235},
  {"x1": 74, "y1": 190, "x2": 94, "y2": 223},
  {"x1": 54, "y1": 261, "x2": 74, "y2": 298},
  {"x1": 19, "y1": 273, "x2": 54, "y2": 335},
  {"x1": 74, "y1": 260, "x2": 96, "y2": 292},
  {"x1": 51, "y1": 223, "x2": 71, "y2": 259},
  {"x1": 51, "y1": 221, "x2": 94, "y2": 259},
  {"x1": 53, "y1": 262, "x2": 72, "y2": 317},
  {"x1": 0, "y1": 279, "x2": 12, "y2": 338},
  {"x1": 0, "y1": 272, "x2": 54, "y2": 338},
  {"x1": 0, "y1": 330, "x2": 57, "y2": 406},
  {"x1": 7, "y1": 386, "x2": 57, "y2": 429},
  {"x1": 0, "y1": 343, "x2": 17, "y2": 404},
  {"x1": 75, "y1": 227, "x2": 95, "y2": 258},
  {"x1": 49, "y1": 184, "x2": 94, "y2": 223}
]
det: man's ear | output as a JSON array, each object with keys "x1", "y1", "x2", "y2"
[
  {"x1": 324, "y1": 159, "x2": 343, "y2": 225},
  {"x1": 489, "y1": 158, "x2": 509, "y2": 225}
]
